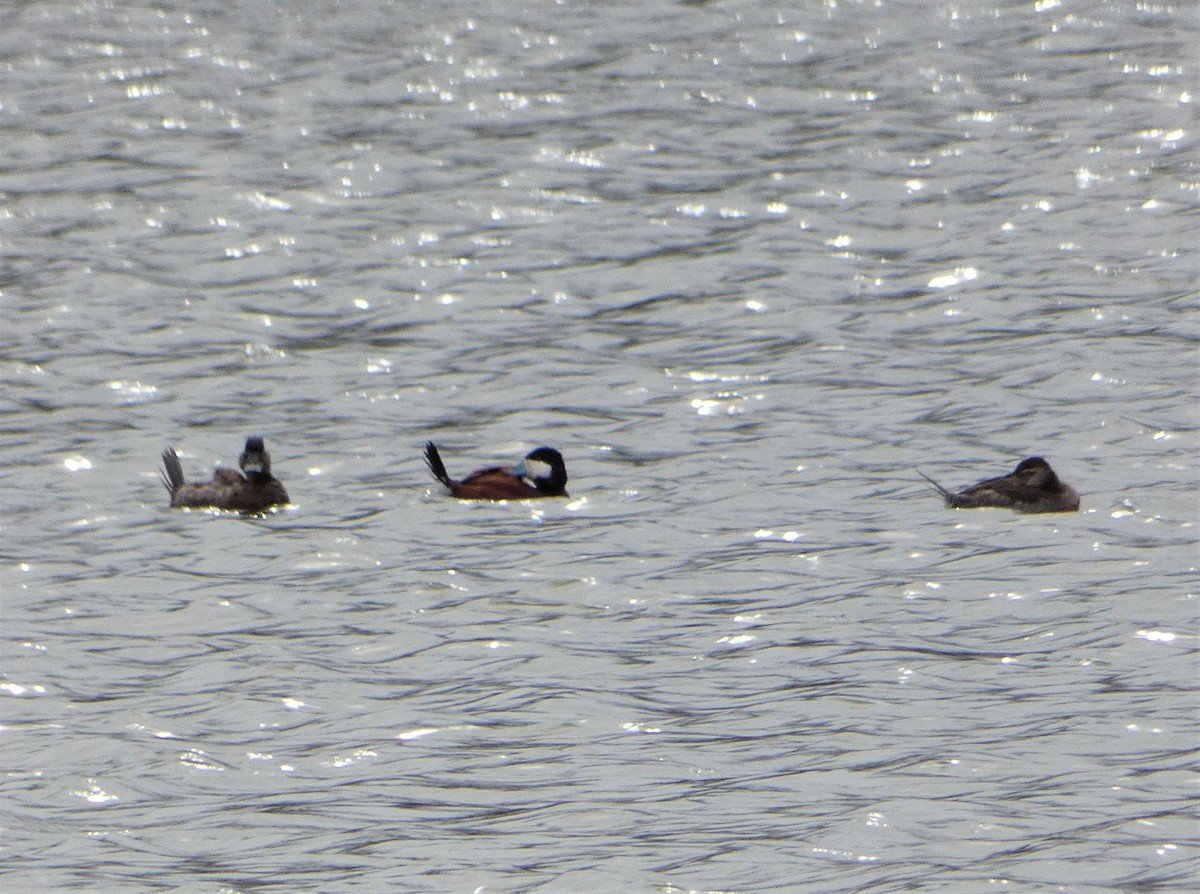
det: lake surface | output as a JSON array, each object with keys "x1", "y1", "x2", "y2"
[{"x1": 2, "y1": 1, "x2": 1197, "y2": 891}]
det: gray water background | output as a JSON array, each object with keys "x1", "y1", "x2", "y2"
[{"x1": 1, "y1": 0, "x2": 1197, "y2": 891}]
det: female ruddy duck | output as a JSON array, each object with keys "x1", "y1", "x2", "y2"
[
  {"x1": 424, "y1": 442, "x2": 568, "y2": 500},
  {"x1": 161, "y1": 436, "x2": 289, "y2": 513},
  {"x1": 920, "y1": 456, "x2": 1079, "y2": 514}
]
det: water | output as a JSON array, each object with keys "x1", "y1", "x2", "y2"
[{"x1": 2, "y1": 1, "x2": 1196, "y2": 891}]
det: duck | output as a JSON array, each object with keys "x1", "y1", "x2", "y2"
[
  {"x1": 919, "y1": 456, "x2": 1079, "y2": 514},
  {"x1": 424, "y1": 442, "x2": 568, "y2": 500},
  {"x1": 161, "y1": 436, "x2": 289, "y2": 513}
]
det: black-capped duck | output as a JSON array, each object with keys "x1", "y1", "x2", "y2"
[
  {"x1": 424, "y1": 442, "x2": 568, "y2": 500},
  {"x1": 919, "y1": 456, "x2": 1079, "y2": 514},
  {"x1": 162, "y1": 436, "x2": 289, "y2": 513}
]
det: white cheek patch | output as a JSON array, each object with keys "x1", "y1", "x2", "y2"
[
  {"x1": 521, "y1": 459, "x2": 553, "y2": 482},
  {"x1": 243, "y1": 463, "x2": 264, "y2": 475}
]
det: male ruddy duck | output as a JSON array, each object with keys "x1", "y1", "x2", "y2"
[
  {"x1": 919, "y1": 456, "x2": 1079, "y2": 514},
  {"x1": 162, "y1": 436, "x2": 289, "y2": 513},
  {"x1": 424, "y1": 442, "x2": 569, "y2": 500}
]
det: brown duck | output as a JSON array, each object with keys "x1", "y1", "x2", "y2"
[
  {"x1": 920, "y1": 456, "x2": 1079, "y2": 514},
  {"x1": 424, "y1": 442, "x2": 568, "y2": 500},
  {"x1": 162, "y1": 436, "x2": 289, "y2": 513}
]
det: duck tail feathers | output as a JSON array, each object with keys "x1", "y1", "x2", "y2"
[
  {"x1": 162, "y1": 447, "x2": 185, "y2": 495},
  {"x1": 917, "y1": 469, "x2": 956, "y2": 505},
  {"x1": 424, "y1": 442, "x2": 452, "y2": 488}
]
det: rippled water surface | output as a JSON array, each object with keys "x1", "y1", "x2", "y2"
[{"x1": 2, "y1": 1, "x2": 1197, "y2": 892}]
